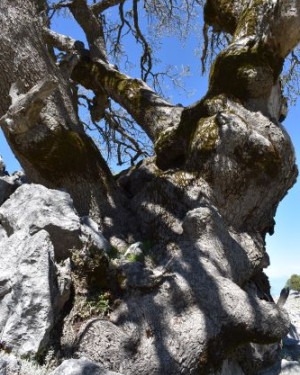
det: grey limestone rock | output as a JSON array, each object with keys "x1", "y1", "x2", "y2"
[
  {"x1": 0, "y1": 184, "x2": 82, "y2": 260},
  {"x1": 279, "y1": 360, "x2": 300, "y2": 375},
  {"x1": 0, "y1": 225, "x2": 7, "y2": 243},
  {"x1": 280, "y1": 291, "x2": 300, "y2": 362},
  {"x1": 0, "y1": 353, "x2": 21, "y2": 375},
  {"x1": 0, "y1": 183, "x2": 112, "y2": 357},
  {"x1": 49, "y1": 358, "x2": 123, "y2": 375},
  {"x1": 0, "y1": 184, "x2": 109, "y2": 261},
  {"x1": 0, "y1": 229, "x2": 55, "y2": 356},
  {"x1": 0, "y1": 352, "x2": 48, "y2": 375}
]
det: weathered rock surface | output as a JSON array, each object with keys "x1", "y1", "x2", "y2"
[
  {"x1": 280, "y1": 291, "x2": 300, "y2": 362},
  {"x1": 0, "y1": 183, "x2": 111, "y2": 357},
  {"x1": 0, "y1": 184, "x2": 82, "y2": 260},
  {"x1": 0, "y1": 184, "x2": 109, "y2": 260},
  {"x1": 0, "y1": 225, "x2": 7, "y2": 243},
  {"x1": 0, "y1": 353, "x2": 21, "y2": 375},
  {"x1": 0, "y1": 352, "x2": 48, "y2": 375},
  {"x1": 49, "y1": 358, "x2": 123, "y2": 375},
  {"x1": 0, "y1": 229, "x2": 55, "y2": 356}
]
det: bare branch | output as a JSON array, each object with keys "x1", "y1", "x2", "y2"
[
  {"x1": 71, "y1": 59, "x2": 184, "y2": 141},
  {"x1": 201, "y1": 23, "x2": 209, "y2": 74},
  {"x1": 69, "y1": 0, "x2": 108, "y2": 62},
  {"x1": 132, "y1": 0, "x2": 152, "y2": 81},
  {"x1": 91, "y1": 0, "x2": 125, "y2": 14}
]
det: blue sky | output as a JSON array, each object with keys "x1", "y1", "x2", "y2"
[{"x1": 0, "y1": 5, "x2": 298, "y2": 296}]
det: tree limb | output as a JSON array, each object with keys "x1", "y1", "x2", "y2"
[
  {"x1": 132, "y1": 0, "x2": 152, "y2": 81},
  {"x1": 43, "y1": 26, "x2": 181, "y2": 142},
  {"x1": 43, "y1": 27, "x2": 77, "y2": 52},
  {"x1": 71, "y1": 58, "x2": 184, "y2": 141},
  {"x1": 69, "y1": 0, "x2": 108, "y2": 62},
  {"x1": 91, "y1": 0, "x2": 125, "y2": 14}
]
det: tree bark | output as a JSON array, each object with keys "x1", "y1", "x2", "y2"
[
  {"x1": 0, "y1": 0, "x2": 299, "y2": 374},
  {"x1": 0, "y1": 0, "x2": 129, "y2": 238}
]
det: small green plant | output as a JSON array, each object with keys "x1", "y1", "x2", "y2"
[
  {"x1": 286, "y1": 274, "x2": 300, "y2": 292},
  {"x1": 86, "y1": 292, "x2": 111, "y2": 315},
  {"x1": 74, "y1": 291, "x2": 112, "y2": 321}
]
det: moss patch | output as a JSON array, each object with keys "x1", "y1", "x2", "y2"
[
  {"x1": 10, "y1": 127, "x2": 113, "y2": 193},
  {"x1": 187, "y1": 115, "x2": 219, "y2": 168},
  {"x1": 208, "y1": 44, "x2": 283, "y2": 101}
]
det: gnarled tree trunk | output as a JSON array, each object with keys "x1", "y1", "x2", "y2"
[{"x1": 0, "y1": 0, "x2": 299, "y2": 374}]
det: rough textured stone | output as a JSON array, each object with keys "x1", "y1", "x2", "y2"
[
  {"x1": 0, "y1": 353, "x2": 21, "y2": 375},
  {"x1": 49, "y1": 358, "x2": 123, "y2": 375},
  {"x1": 0, "y1": 225, "x2": 7, "y2": 243},
  {"x1": 0, "y1": 183, "x2": 112, "y2": 357},
  {"x1": 0, "y1": 352, "x2": 48, "y2": 375},
  {"x1": 280, "y1": 291, "x2": 300, "y2": 362},
  {"x1": 0, "y1": 184, "x2": 81, "y2": 260},
  {"x1": 0, "y1": 229, "x2": 55, "y2": 356},
  {"x1": 0, "y1": 184, "x2": 109, "y2": 261}
]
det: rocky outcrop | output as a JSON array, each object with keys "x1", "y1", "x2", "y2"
[
  {"x1": 0, "y1": 229, "x2": 56, "y2": 356},
  {"x1": 0, "y1": 182, "x2": 110, "y2": 357}
]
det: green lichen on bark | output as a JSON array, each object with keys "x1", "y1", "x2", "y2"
[
  {"x1": 187, "y1": 115, "x2": 219, "y2": 168},
  {"x1": 208, "y1": 44, "x2": 283, "y2": 100}
]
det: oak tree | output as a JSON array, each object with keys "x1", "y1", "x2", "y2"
[{"x1": 0, "y1": 0, "x2": 299, "y2": 374}]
